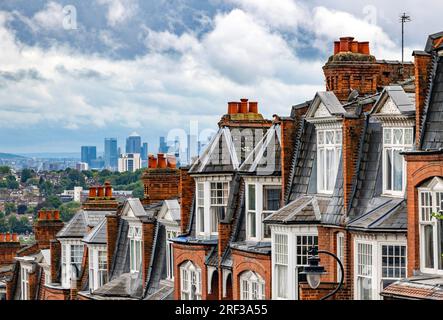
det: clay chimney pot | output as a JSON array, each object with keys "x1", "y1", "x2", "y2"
[
  {"x1": 334, "y1": 41, "x2": 341, "y2": 55},
  {"x1": 248, "y1": 102, "x2": 258, "y2": 114},
  {"x1": 358, "y1": 42, "x2": 370, "y2": 55},
  {"x1": 38, "y1": 210, "x2": 46, "y2": 221},
  {"x1": 228, "y1": 102, "x2": 239, "y2": 115},
  {"x1": 5, "y1": 233, "x2": 11, "y2": 242},
  {"x1": 0, "y1": 234, "x2": 4, "y2": 242},
  {"x1": 12, "y1": 234, "x2": 18, "y2": 242},
  {"x1": 239, "y1": 99, "x2": 248, "y2": 113},
  {"x1": 89, "y1": 187, "x2": 97, "y2": 198},
  {"x1": 157, "y1": 154, "x2": 167, "y2": 169},
  {"x1": 148, "y1": 155, "x2": 158, "y2": 169},
  {"x1": 97, "y1": 186, "x2": 105, "y2": 197},
  {"x1": 54, "y1": 210, "x2": 60, "y2": 221}
]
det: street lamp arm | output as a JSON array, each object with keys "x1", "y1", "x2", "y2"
[{"x1": 316, "y1": 250, "x2": 344, "y2": 300}]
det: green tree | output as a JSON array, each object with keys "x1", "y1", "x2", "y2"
[
  {"x1": 40, "y1": 180, "x2": 55, "y2": 197},
  {"x1": 43, "y1": 196, "x2": 62, "y2": 209},
  {"x1": 59, "y1": 201, "x2": 81, "y2": 222},
  {"x1": 5, "y1": 203, "x2": 16, "y2": 216},
  {"x1": 132, "y1": 182, "x2": 145, "y2": 199},
  {"x1": 20, "y1": 169, "x2": 34, "y2": 183},
  {"x1": 0, "y1": 166, "x2": 10, "y2": 175},
  {"x1": 5, "y1": 175, "x2": 19, "y2": 189}
]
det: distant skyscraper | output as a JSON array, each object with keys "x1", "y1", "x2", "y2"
[
  {"x1": 126, "y1": 132, "x2": 142, "y2": 154},
  {"x1": 81, "y1": 146, "x2": 97, "y2": 167},
  {"x1": 118, "y1": 153, "x2": 141, "y2": 172},
  {"x1": 104, "y1": 138, "x2": 118, "y2": 170},
  {"x1": 159, "y1": 136, "x2": 168, "y2": 153},
  {"x1": 141, "y1": 142, "x2": 149, "y2": 161}
]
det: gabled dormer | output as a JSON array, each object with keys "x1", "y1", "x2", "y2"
[
  {"x1": 306, "y1": 92, "x2": 346, "y2": 195},
  {"x1": 372, "y1": 86, "x2": 415, "y2": 197}
]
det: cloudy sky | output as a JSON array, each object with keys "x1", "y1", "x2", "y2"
[{"x1": 0, "y1": 0, "x2": 441, "y2": 155}]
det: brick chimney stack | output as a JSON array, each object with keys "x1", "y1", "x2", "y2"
[
  {"x1": 34, "y1": 210, "x2": 64, "y2": 250},
  {"x1": 83, "y1": 182, "x2": 118, "y2": 211},
  {"x1": 142, "y1": 154, "x2": 180, "y2": 205},
  {"x1": 0, "y1": 232, "x2": 21, "y2": 266}
]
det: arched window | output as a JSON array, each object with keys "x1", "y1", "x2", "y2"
[
  {"x1": 180, "y1": 261, "x2": 202, "y2": 300},
  {"x1": 418, "y1": 177, "x2": 443, "y2": 274},
  {"x1": 239, "y1": 271, "x2": 265, "y2": 300}
]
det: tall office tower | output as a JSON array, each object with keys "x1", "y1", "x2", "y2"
[
  {"x1": 141, "y1": 142, "x2": 149, "y2": 161},
  {"x1": 104, "y1": 138, "x2": 118, "y2": 170},
  {"x1": 159, "y1": 136, "x2": 168, "y2": 153},
  {"x1": 187, "y1": 134, "x2": 198, "y2": 165},
  {"x1": 126, "y1": 132, "x2": 142, "y2": 154},
  {"x1": 118, "y1": 153, "x2": 141, "y2": 172},
  {"x1": 81, "y1": 146, "x2": 97, "y2": 167}
]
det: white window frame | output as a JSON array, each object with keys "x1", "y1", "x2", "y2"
[
  {"x1": 194, "y1": 176, "x2": 231, "y2": 238},
  {"x1": 271, "y1": 225, "x2": 318, "y2": 300},
  {"x1": 61, "y1": 240, "x2": 84, "y2": 289},
  {"x1": 273, "y1": 233, "x2": 289, "y2": 300},
  {"x1": 180, "y1": 261, "x2": 202, "y2": 300},
  {"x1": 246, "y1": 180, "x2": 282, "y2": 242},
  {"x1": 240, "y1": 271, "x2": 265, "y2": 300},
  {"x1": 88, "y1": 245, "x2": 108, "y2": 291},
  {"x1": 128, "y1": 224, "x2": 143, "y2": 274},
  {"x1": 336, "y1": 232, "x2": 345, "y2": 282},
  {"x1": 166, "y1": 229, "x2": 179, "y2": 280},
  {"x1": 353, "y1": 237, "x2": 407, "y2": 300},
  {"x1": 418, "y1": 182, "x2": 443, "y2": 275},
  {"x1": 20, "y1": 265, "x2": 31, "y2": 300},
  {"x1": 317, "y1": 128, "x2": 342, "y2": 194},
  {"x1": 382, "y1": 127, "x2": 413, "y2": 197}
]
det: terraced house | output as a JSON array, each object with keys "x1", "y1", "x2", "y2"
[{"x1": 1, "y1": 32, "x2": 443, "y2": 301}]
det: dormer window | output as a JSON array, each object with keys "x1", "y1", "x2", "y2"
[
  {"x1": 195, "y1": 177, "x2": 230, "y2": 237},
  {"x1": 383, "y1": 128, "x2": 413, "y2": 196},
  {"x1": 88, "y1": 246, "x2": 108, "y2": 291},
  {"x1": 317, "y1": 129, "x2": 342, "y2": 194},
  {"x1": 61, "y1": 241, "x2": 84, "y2": 288},
  {"x1": 246, "y1": 179, "x2": 282, "y2": 241},
  {"x1": 180, "y1": 261, "x2": 202, "y2": 300},
  {"x1": 128, "y1": 225, "x2": 142, "y2": 273}
]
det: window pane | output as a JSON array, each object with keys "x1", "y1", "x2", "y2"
[
  {"x1": 198, "y1": 208, "x2": 205, "y2": 233},
  {"x1": 326, "y1": 131, "x2": 334, "y2": 144},
  {"x1": 263, "y1": 186, "x2": 281, "y2": 211},
  {"x1": 326, "y1": 149, "x2": 335, "y2": 190},
  {"x1": 405, "y1": 128, "x2": 413, "y2": 145},
  {"x1": 424, "y1": 225, "x2": 434, "y2": 269},
  {"x1": 248, "y1": 212, "x2": 256, "y2": 238},
  {"x1": 384, "y1": 128, "x2": 391, "y2": 144},
  {"x1": 276, "y1": 265, "x2": 287, "y2": 298},
  {"x1": 393, "y1": 129, "x2": 403, "y2": 144},
  {"x1": 248, "y1": 184, "x2": 256, "y2": 211},
  {"x1": 385, "y1": 149, "x2": 392, "y2": 190},
  {"x1": 393, "y1": 150, "x2": 403, "y2": 191},
  {"x1": 318, "y1": 149, "x2": 325, "y2": 191}
]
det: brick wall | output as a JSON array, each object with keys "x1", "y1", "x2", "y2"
[
  {"x1": 179, "y1": 168, "x2": 195, "y2": 234},
  {"x1": 0, "y1": 236, "x2": 21, "y2": 266},
  {"x1": 142, "y1": 221, "x2": 155, "y2": 288},
  {"x1": 231, "y1": 249, "x2": 272, "y2": 300},
  {"x1": 106, "y1": 214, "x2": 119, "y2": 274},
  {"x1": 413, "y1": 52, "x2": 433, "y2": 147},
  {"x1": 342, "y1": 116, "x2": 365, "y2": 213},
  {"x1": 40, "y1": 286, "x2": 70, "y2": 300},
  {"x1": 49, "y1": 240, "x2": 61, "y2": 284},
  {"x1": 405, "y1": 153, "x2": 443, "y2": 274},
  {"x1": 34, "y1": 210, "x2": 64, "y2": 250},
  {"x1": 142, "y1": 168, "x2": 180, "y2": 205},
  {"x1": 173, "y1": 243, "x2": 212, "y2": 300}
]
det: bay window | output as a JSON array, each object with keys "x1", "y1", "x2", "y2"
[
  {"x1": 317, "y1": 129, "x2": 342, "y2": 194},
  {"x1": 129, "y1": 225, "x2": 143, "y2": 273},
  {"x1": 166, "y1": 230, "x2": 178, "y2": 280},
  {"x1": 383, "y1": 127, "x2": 413, "y2": 195},
  {"x1": 354, "y1": 238, "x2": 407, "y2": 300},
  {"x1": 61, "y1": 241, "x2": 84, "y2": 288},
  {"x1": 419, "y1": 179, "x2": 443, "y2": 274},
  {"x1": 246, "y1": 181, "x2": 281, "y2": 241},
  {"x1": 240, "y1": 271, "x2": 265, "y2": 300},
  {"x1": 20, "y1": 265, "x2": 30, "y2": 300},
  {"x1": 274, "y1": 234, "x2": 288, "y2": 299},
  {"x1": 356, "y1": 242, "x2": 373, "y2": 300},
  {"x1": 180, "y1": 261, "x2": 202, "y2": 300},
  {"x1": 195, "y1": 178, "x2": 230, "y2": 237},
  {"x1": 89, "y1": 246, "x2": 108, "y2": 291},
  {"x1": 336, "y1": 233, "x2": 345, "y2": 281}
]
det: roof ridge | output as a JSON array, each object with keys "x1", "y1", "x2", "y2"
[{"x1": 367, "y1": 199, "x2": 405, "y2": 229}]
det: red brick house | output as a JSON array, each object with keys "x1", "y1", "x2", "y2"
[{"x1": 382, "y1": 32, "x2": 443, "y2": 300}]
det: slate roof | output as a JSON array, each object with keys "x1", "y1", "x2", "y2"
[
  {"x1": 189, "y1": 126, "x2": 270, "y2": 174},
  {"x1": 82, "y1": 218, "x2": 107, "y2": 244},
  {"x1": 348, "y1": 198, "x2": 407, "y2": 232},
  {"x1": 57, "y1": 210, "x2": 112, "y2": 239},
  {"x1": 421, "y1": 54, "x2": 443, "y2": 150},
  {"x1": 315, "y1": 92, "x2": 347, "y2": 115},
  {"x1": 322, "y1": 158, "x2": 345, "y2": 226},
  {"x1": 287, "y1": 120, "x2": 317, "y2": 202},
  {"x1": 92, "y1": 272, "x2": 143, "y2": 299},
  {"x1": 265, "y1": 196, "x2": 325, "y2": 225},
  {"x1": 425, "y1": 31, "x2": 443, "y2": 52},
  {"x1": 382, "y1": 275, "x2": 443, "y2": 300},
  {"x1": 109, "y1": 218, "x2": 130, "y2": 280},
  {"x1": 373, "y1": 85, "x2": 415, "y2": 115}
]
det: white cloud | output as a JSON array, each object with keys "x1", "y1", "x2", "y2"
[{"x1": 97, "y1": 0, "x2": 138, "y2": 26}]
